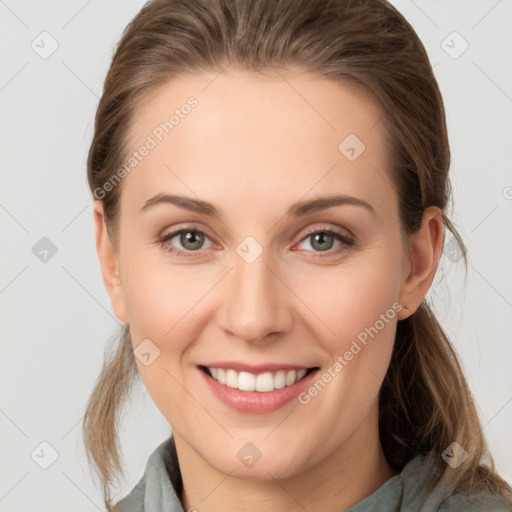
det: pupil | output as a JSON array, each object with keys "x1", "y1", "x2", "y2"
[
  {"x1": 313, "y1": 233, "x2": 332, "y2": 251},
  {"x1": 182, "y1": 231, "x2": 203, "y2": 250},
  {"x1": 178, "y1": 231, "x2": 334, "y2": 252}
]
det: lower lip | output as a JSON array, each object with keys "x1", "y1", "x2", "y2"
[{"x1": 197, "y1": 366, "x2": 319, "y2": 414}]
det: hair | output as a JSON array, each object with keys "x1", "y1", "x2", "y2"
[{"x1": 83, "y1": 0, "x2": 512, "y2": 510}]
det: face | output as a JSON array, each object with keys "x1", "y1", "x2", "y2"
[{"x1": 95, "y1": 67, "x2": 434, "y2": 480}]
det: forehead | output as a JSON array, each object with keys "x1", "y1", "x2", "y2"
[{"x1": 122, "y1": 68, "x2": 394, "y2": 220}]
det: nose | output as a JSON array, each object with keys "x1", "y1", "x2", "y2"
[{"x1": 216, "y1": 248, "x2": 294, "y2": 345}]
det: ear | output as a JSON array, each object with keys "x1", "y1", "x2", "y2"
[
  {"x1": 397, "y1": 206, "x2": 444, "y2": 320},
  {"x1": 93, "y1": 200, "x2": 127, "y2": 323}
]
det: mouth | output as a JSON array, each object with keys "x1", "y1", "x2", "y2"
[
  {"x1": 199, "y1": 365, "x2": 319, "y2": 393},
  {"x1": 196, "y1": 362, "x2": 321, "y2": 414}
]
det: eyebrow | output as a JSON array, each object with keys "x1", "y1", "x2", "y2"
[{"x1": 140, "y1": 193, "x2": 376, "y2": 218}]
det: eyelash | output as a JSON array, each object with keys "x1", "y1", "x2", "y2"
[{"x1": 157, "y1": 225, "x2": 355, "y2": 259}]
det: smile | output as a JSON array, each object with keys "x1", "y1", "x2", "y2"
[
  {"x1": 202, "y1": 366, "x2": 315, "y2": 392},
  {"x1": 198, "y1": 364, "x2": 320, "y2": 413}
]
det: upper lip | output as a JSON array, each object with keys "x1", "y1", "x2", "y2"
[{"x1": 200, "y1": 362, "x2": 318, "y2": 373}]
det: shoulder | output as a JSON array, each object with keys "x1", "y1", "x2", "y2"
[
  {"x1": 112, "y1": 476, "x2": 145, "y2": 512},
  {"x1": 398, "y1": 452, "x2": 512, "y2": 512},
  {"x1": 438, "y1": 490, "x2": 511, "y2": 512},
  {"x1": 112, "y1": 437, "x2": 183, "y2": 512}
]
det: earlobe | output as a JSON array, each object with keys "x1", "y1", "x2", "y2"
[
  {"x1": 398, "y1": 206, "x2": 444, "y2": 320},
  {"x1": 93, "y1": 200, "x2": 127, "y2": 323}
]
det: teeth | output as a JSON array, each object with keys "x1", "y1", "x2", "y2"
[{"x1": 206, "y1": 366, "x2": 310, "y2": 392}]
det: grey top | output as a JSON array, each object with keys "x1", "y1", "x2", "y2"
[{"x1": 113, "y1": 437, "x2": 510, "y2": 512}]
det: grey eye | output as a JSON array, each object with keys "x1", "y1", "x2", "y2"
[
  {"x1": 177, "y1": 230, "x2": 205, "y2": 251},
  {"x1": 308, "y1": 232, "x2": 336, "y2": 252}
]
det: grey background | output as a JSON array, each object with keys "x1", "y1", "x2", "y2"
[{"x1": 1, "y1": 0, "x2": 511, "y2": 510}]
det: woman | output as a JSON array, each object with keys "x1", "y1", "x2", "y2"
[{"x1": 82, "y1": 0, "x2": 512, "y2": 510}]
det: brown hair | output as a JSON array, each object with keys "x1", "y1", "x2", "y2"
[{"x1": 83, "y1": 0, "x2": 512, "y2": 510}]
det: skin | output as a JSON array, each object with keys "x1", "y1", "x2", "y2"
[{"x1": 94, "y1": 67, "x2": 444, "y2": 512}]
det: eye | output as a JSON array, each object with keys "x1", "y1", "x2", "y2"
[
  {"x1": 157, "y1": 225, "x2": 355, "y2": 259},
  {"x1": 158, "y1": 227, "x2": 213, "y2": 257},
  {"x1": 294, "y1": 227, "x2": 355, "y2": 257}
]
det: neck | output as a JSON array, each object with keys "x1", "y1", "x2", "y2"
[{"x1": 174, "y1": 404, "x2": 397, "y2": 512}]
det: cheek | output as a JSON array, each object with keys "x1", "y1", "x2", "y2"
[
  {"x1": 289, "y1": 249, "x2": 402, "y2": 347},
  {"x1": 122, "y1": 255, "x2": 210, "y2": 340},
  {"x1": 290, "y1": 261, "x2": 400, "y2": 438},
  {"x1": 288, "y1": 247, "x2": 401, "y2": 413},
  {"x1": 120, "y1": 259, "x2": 211, "y2": 422},
  {"x1": 122, "y1": 237, "x2": 402, "y2": 358}
]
